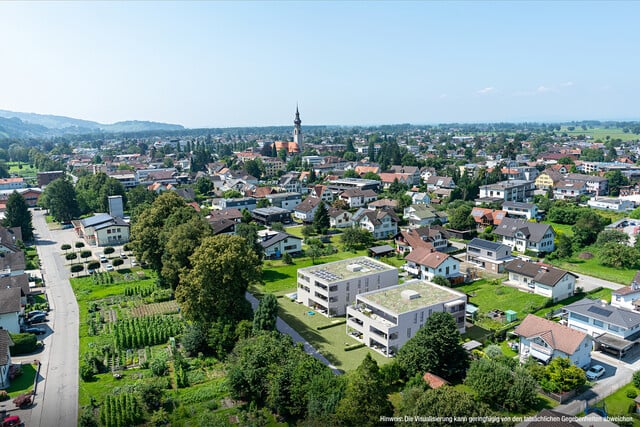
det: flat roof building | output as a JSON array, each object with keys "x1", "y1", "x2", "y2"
[
  {"x1": 297, "y1": 256, "x2": 398, "y2": 317},
  {"x1": 346, "y1": 279, "x2": 466, "y2": 356}
]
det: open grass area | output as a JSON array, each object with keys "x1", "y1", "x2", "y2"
[
  {"x1": 6, "y1": 161, "x2": 37, "y2": 177},
  {"x1": 499, "y1": 340, "x2": 518, "y2": 358},
  {"x1": 547, "y1": 251, "x2": 636, "y2": 285},
  {"x1": 600, "y1": 382, "x2": 640, "y2": 424},
  {"x1": 25, "y1": 246, "x2": 40, "y2": 270},
  {"x1": 6, "y1": 363, "x2": 37, "y2": 398},
  {"x1": 278, "y1": 296, "x2": 390, "y2": 372},
  {"x1": 542, "y1": 221, "x2": 573, "y2": 237},
  {"x1": 458, "y1": 279, "x2": 548, "y2": 319},
  {"x1": 560, "y1": 126, "x2": 640, "y2": 142}
]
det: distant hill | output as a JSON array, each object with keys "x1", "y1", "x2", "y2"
[{"x1": 0, "y1": 109, "x2": 184, "y2": 138}]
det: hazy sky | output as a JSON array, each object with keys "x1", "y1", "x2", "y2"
[{"x1": 1, "y1": 1, "x2": 638, "y2": 128}]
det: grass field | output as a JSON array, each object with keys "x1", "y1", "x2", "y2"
[
  {"x1": 458, "y1": 279, "x2": 548, "y2": 318},
  {"x1": 6, "y1": 363, "x2": 37, "y2": 398},
  {"x1": 277, "y1": 296, "x2": 390, "y2": 372},
  {"x1": 560, "y1": 126, "x2": 640, "y2": 142},
  {"x1": 547, "y1": 251, "x2": 637, "y2": 285},
  {"x1": 542, "y1": 221, "x2": 574, "y2": 237},
  {"x1": 600, "y1": 382, "x2": 640, "y2": 425},
  {"x1": 6, "y1": 161, "x2": 37, "y2": 177}
]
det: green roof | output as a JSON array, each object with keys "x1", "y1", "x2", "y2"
[
  {"x1": 299, "y1": 256, "x2": 396, "y2": 283},
  {"x1": 359, "y1": 280, "x2": 465, "y2": 314}
]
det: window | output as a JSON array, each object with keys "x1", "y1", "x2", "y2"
[
  {"x1": 413, "y1": 313, "x2": 417, "y2": 324},
  {"x1": 570, "y1": 312, "x2": 589, "y2": 323},
  {"x1": 608, "y1": 324, "x2": 620, "y2": 332},
  {"x1": 407, "y1": 328, "x2": 411, "y2": 338},
  {"x1": 420, "y1": 311, "x2": 424, "y2": 322},
  {"x1": 487, "y1": 251, "x2": 493, "y2": 256}
]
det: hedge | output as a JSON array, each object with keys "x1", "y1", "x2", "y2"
[
  {"x1": 344, "y1": 343, "x2": 366, "y2": 352},
  {"x1": 71, "y1": 264, "x2": 84, "y2": 273},
  {"x1": 317, "y1": 320, "x2": 346, "y2": 330},
  {"x1": 104, "y1": 247, "x2": 115, "y2": 255},
  {"x1": 10, "y1": 333, "x2": 38, "y2": 355}
]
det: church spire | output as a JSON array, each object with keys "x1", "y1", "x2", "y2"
[
  {"x1": 294, "y1": 104, "x2": 301, "y2": 126},
  {"x1": 293, "y1": 105, "x2": 302, "y2": 147}
]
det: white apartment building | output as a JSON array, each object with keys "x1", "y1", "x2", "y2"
[
  {"x1": 346, "y1": 279, "x2": 466, "y2": 357},
  {"x1": 297, "y1": 257, "x2": 398, "y2": 317},
  {"x1": 587, "y1": 197, "x2": 635, "y2": 212}
]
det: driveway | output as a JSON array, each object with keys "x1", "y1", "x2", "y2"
[
  {"x1": 573, "y1": 273, "x2": 625, "y2": 293},
  {"x1": 26, "y1": 210, "x2": 79, "y2": 427}
]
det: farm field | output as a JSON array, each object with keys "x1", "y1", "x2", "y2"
[
  {"x1": 560, "y1": 126, "x2": 640, "y2": 142},
  {"x1": 72, "y1": 270, "x2": 245, "y2": 426}
]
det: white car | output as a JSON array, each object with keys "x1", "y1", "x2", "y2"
[
  {"x1": 106, "y1": 264, "x2": 114, "y2": 271},
  {"x1": 131, "y1": 260, "x2": 137, "y2": 267},
  {"x1": 586, "y1": 365, "x2": 605, "y2": 381}
]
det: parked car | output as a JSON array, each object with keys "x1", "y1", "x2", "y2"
[
  {"x1": 2, "y1": 415, "x2": 21, "y2": 427},
  {"x1": 120, "y1": 252, "x2": 127, "y2": 259},
  {"x1": 22, "y1": 327, "x2": 46, "y2": 335},
  {"x1": 586, "y1": 365, "x2": 606, "y2": 381},
  {"x1": 27, "y1": 310, "x2": 47, "y2": 319},
  {"x1": 27, "y1": 313, "x2": 47, "y2": 324},
  {"x1": 131, "y1": 260, "x2": 137, "y2": 267},
  {"x1": 100, "y1": 255, "x2": 108, "y2": 263},
  {"x1": 61, "y1": 223, "x2": 73, "y2": 230},
  {"x1": 106, "y1": 264, "x2": 114, "y2": 271}
]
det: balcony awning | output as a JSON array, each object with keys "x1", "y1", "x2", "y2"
[{"x1": 530, "y1": 348, "x2": 552, "y2": 363}]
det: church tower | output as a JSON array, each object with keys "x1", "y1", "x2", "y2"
[{"x1": 293, "y1": 105, "x2": 302, "y2": 148}]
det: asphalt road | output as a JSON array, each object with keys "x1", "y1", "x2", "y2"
[{"x1": 28, "y1": 210, "x2": 79, "y2": 427}]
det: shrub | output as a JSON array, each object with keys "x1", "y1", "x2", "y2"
[
  {"x1": 13, "y1": 393, "x2": 32, "y2": 408},
  {"x1": 0, "y1": 391, "x2": 7, "y2": 401},
  {"x1": 633, "y1": 371, "x2": 640, "y2": 389},
  {"x1": 103, "y1": 247, "x2": 115, "y2": 255},
  {"x1": 344, "y1": 343, "x2": 365, "y2": 352},
  {"x1": 65, "y1": 253, "x2": 78, "y2": 260},
  {"x1": 71, "y1": 264, "x2": 84, "y2": 273},
  {"x1": 10, "y1": 333, "x2": 37, "y2": 355},
  {"x1": 75, "y1": 242, "x2": 85, "y2": 248},
  {"x1": 87, "y1": 261, "x2": 101, "y2": 270},
  {"x1": 80, "y1": 250, "x2": 92, "y2": 259},
  {"x1": 61, "y1": 244, "x2": 71, "y2": 251},
  {"x1": 626, "y1": 389, "x2": 638, "y2": 399},
  {"x1": 150, "y1": 351, "x2": 169, "y2": 376},
  {"x1": 112, "y1": 259, "x2": 124, "y2": 267},
  {"x1": 80, "y1": 362, "x2": 95, "y2": 381}
]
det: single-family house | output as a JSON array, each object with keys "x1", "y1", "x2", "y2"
[
  {"x1": 395, "y1": 227, "x2": 448, "y2": 253},
  {"x1": 564, "y1": 173, "x2": 609, "y2": 195},
  {"x1": 309, "y1": 185, "x2": 334, "y2": 203},
  {"x1": 404, "y1": 247, "x2": 460, "y2": 281},
  {"x1": 389, "y1": 165, "x2": 421, "y2": 186},
  {"x1": 0, "y1": 287, "x2": 22, "y2": 334},
  {"x1": 279, "y1": 173, "x2": 304, "y2": 193},
  {"x1": 403, "y1": 204, "x2": 448, "y2": 228},
  {"x1": 514, "y1": 314, "x2": 592, "y2": 368},
  {"x1": 466, "y1": 238, "x2": 513, "y2": 273},
  {"x1": 209, "y1": 218, "x2": 237, "y2": 236},
  {"x1": 293, "y1": 197, "x2": 324, "y2": 223},
  {"x1": 260, "y1": 231, "x2": 302, "y2": 259},
  {"x1": 426, "y1": 175, "x2": 456, "y2": 190},
  {"x1": 339, "y1": 188, "x2": 378, "y2": 208},
  {"x1": 0, "y1": 330, "x2": 13, "y2": 388},
  {"x1": 611, "y1": 272, "x2": 640, "y2": 311},
  {"x1": 0, "y1": 274, "x2": 30, "y2": 306},
  {"x1": 328, "y1": 208, "x2": 352, "y2": 229},
  {"x1": 353, "y1": 208, "x2": 399, "y2": 239},
  {"x1": 405, "y1": 191, "x2": 431, "y2": 205},
  {"x1": 493, "y1": 217, "x2": 555, "y2": 253},
  {"x1": 505, "y1": 259, "x2": 576, "y2": 301},
  {"x1": 534, "y1": 170, "x2": 562, "y2": 190},
  {"x1": 564, "y1": 299, "x2": 640, "y2": 358},
  {"x1": 470, "y1": 207, "x2": 506, "y2": 229},
  {"x1": 367, "y1": 198, "x2": 398, "y2": 211},
  {"x1": 502, "y1": 201, "x2": 539, "y2": 220},
  {"x1": 265, "y1": 192, "x2": 303, "y2": 211},
  {"x1": 553, "y1": 180, "x2": 589, "y2": 200}
]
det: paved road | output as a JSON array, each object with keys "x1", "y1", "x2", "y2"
[
  {"x1": 245, "y1": 292, "x2": 341, "y2": 375},
  {"x1": 29, "y1": 210, "x2": 79, "y2": 427},
  {"x1": 573, "y1": 273, "x2": 625, "y2": 293}
]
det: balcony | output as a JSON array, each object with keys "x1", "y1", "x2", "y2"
[
  {"x1": 370, "y1": 326, "x2": 388, "y2": 340},
  {"x1": 314, "y1": 292, "x2": 328, "y2": 302},
  {"x1": 530, "y1": 342, "x2": 552, "y2": 356}
]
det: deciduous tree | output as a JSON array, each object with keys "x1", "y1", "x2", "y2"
[
  {"x1": 40, "y1": 177, "x2": 80, "y2": 223},
  {"x1": 253, "y1": 294, "x2": 278, "y2": 334},
  {"x1": 3, "y1": 191, "x2": 33, "y2": 241}
]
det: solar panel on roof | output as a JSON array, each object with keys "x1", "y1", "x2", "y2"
[{"x1": 588, "y1": 306, "x2": 613, "y2": 317}]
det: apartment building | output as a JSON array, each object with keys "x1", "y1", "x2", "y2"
[
  {"x1": 476, "y1": 180, "x2": 535, "y2": 204},
  {"x1": 296, "y1": 256, "x2": 398, "y2": 317},
  {"x1": 346, "y1": 279, "x2": 466, "y2": 356}
]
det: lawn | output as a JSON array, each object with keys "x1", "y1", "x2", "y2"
[
  {"x1": 458, "y1": 279, "x2": 548, "y2": 320},
  {"x1": 600, "y1": 382, "x2": 640, "y2": 425},
  {"x1": 25, "y1": 246, "x2": 40, "y2": 270},
  {"x1": 6, "y1": 363, "x2": 37, "y2": 398},
  {"x1": 547, "y1": 252, "x2": 637, "y2": 285},
  {"x1": 6, "y1": 161, "x2": 37, "y2": 177},
  {"x1": 542, "y1": 221, "x2": 573, "y2": 237},
  {"x1": 277, "y1": 296, "x2": 390, "y2": 372}
]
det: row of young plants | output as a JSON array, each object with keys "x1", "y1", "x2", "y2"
[
  {"x1": 111, "y1": 315, "x2": 184, "y2": 351},
  {"x1": 99, "y1": 393, "x2": 143, "y2": 427}
]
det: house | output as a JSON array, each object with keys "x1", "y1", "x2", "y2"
[
  {"x1": 476, "y1": 180, "x2": 535, "y2": 205},
  {"x1": 504, "y1": 259, "x2": 576, "y2": 302},
  {"x1": 514, "y1": 315, "x2": 592, "y2": 368},
  {"x1": 0, "y1": 330, "x2": 13, "y2": 388},
  {"x1": 535, "y1": 170, "x2": 563, "y2": 190},
  {"x1": 395, "y1": 227, "x2": 448, "y2": 253},
  {"x1": 207, "y1": 208, "x2": 243, "y2": 224},
  {"x1": 261, "y1": 157, "x2": 286, "y2": 176},
  {"x1": 328, "y1": 208, "x2": 352, "y2": 229},
  {"x1": 389, "y1": 165, "x2": 421, "y2": 186},
  {"x1": 218, "y1": 197, "x2": 257, "y2": 212},
  {"x1": 379, "y1": 173, "x2": 413, "y2": 189},
  {"x1": 426, "y1": 175, "x2": 456, "y2": 191},
  {"x1": 209, "y1": 218, "x2": 237, "y2": 236},
  {"x1": 403, "y1": 204, "x2": 447, "y2": 228},
  {"x1": 502, "y1": 201, "x2": 538, "y2": 220},
  {"x1": 367, "y1": 198, "x2": 398, "y2": 211},
  {"x1": 466, "y1": 238, "x2": 513, "y2": 273},
  {"x1": 309, "y1": 185, "x2": 334, "y2": 203},
  {"x1": 354, "y1": 165, "x2": 380, "y2": 176},
  {"x1": 279, "y1": 173, "x2": 304, "y2": 193},
  {"x1": 296, "y1": 256, "x2": 398, "y2": 317},
  {"x1": 251, "y1": 207, "x2": 292, "y2": 225},
  {"x1": 293, "y1": 197, "x2": 324, "y2": 222},
  {"x1": 587, "y1": 197, "x2": 635, "y2": 212},
  {"x1": 37, "y1": 170, "x2": 65, "y2": 187},
  {"x1": 352, "y1": 208, "x2": 399, "y2": 239},
  {"x1": 404, "y1": 248, "x2": 461, "y2": 281},
  {"x1": 611, "y1": 272, "x2": 640, "y2": 311},
  {"x1": 405, "y1": 191, "x2": 431, "y2": 205},
  {"x1": 77, "y1": 213, "x2": 130, "y2": 246},
  {"x1": 339, "y1": 188, "x2": 377, "y2": 208},
  {"x1": 470, "y1": 207, "x2": 506, "y2": 229},
  {"x1": 0, "y1": 287, "x2": 22, "y2": 334},
  {"x1": 564, "y1": 173, "x2": 609, "y2": 195},
  {"x1": 564, "y1": 298, "x2": 640, "y2": 358},
  {"x1": 259, "y1": 231, "x2": 302, "y2": 259},
  {"x1": 265, "y1": 192, "x2": 302, "y2": 211},
  {"x1": 0, "y1": 178, "x2": 26, "y2": 191},
  {"x1": 327, "y1": 178, "x2": 380, "y2": 192},
  {"x1": 422, "y1": 373, "x2": 450, "y2": 389},
  {"x1": 0, "y1": 251, "x2": 26, "y2": 276},
  {"x1": 553, "y1": 180, "x2": 589, "y2": 200},
  {"x1": 346, "y1": 279, "x2": 466, "y2": 356},
  {"x1": 493, "y1": 217, "x2": 555, "y2": 253},
  {"x1": 0, "y1": 274, "x2": 30, "y2": 306}
]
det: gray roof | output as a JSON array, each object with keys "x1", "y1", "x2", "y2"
[
  {"x1": 467, "y1": 238, "x2": 505, "y2": 252},
  {"x1": 0, "y1": 287, "x2": 21, "y2": 314},
  {"x1": 93, "y1": 217, "x2": 129, "y2": 231},
  {"x1": 564, "y1": 298, "x2": 640, "y2": 329},
  {"x1": 493, "y1": 217, "x2": 553, "y2": 243},
  {"x1": 0, "y1": 329, "x2": 12, "y2": 366},
  {"x1": 505, "y1": 260, "x2": 576, "y2": 287},
  {"x1": 252, "y1": 207, "x2": 290, "y2": 215},
  {"x1": 260, "y1": 232, "x2": 301, "y2": 249},
  {"x1": 80, "y1": 213, "x2": 113, "y2": 228},
  {"x1": 502, "y1": 201, "x2": 535, "y2": 209}
]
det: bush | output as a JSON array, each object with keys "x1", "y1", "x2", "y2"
[
  {"x1": 626, "y1": 389, "x2": 638, "y2": 399},
  {"x1": 75, "y1": 241, "x2": 85, "y2": 248},
  {"x1": 61, "y1": 244, "x2": 71, "y2": 251},
  {"x1": 80, "y1": 362, "x2": 95, "y2": 381},
  {"x1": 71, "y1": 264, "x2": 84, "y2": 273},
  {"x1": 150, "y1": 351, "x2": 169, "y2": 376},
  {"x1": 13, "y1": 393, "x2": 32, "y2": 408},
  {"x1": 65, "y1": 253, "x2": 78, "y2": 260},
  {"x1": 103, "y1": 247, "x2": 115, "y2": 255},
  {"x1": 10, "y1": 333, "x2": 37, "y2": 355},
  {"x1": 0, "y1": 391, "x2": 8, "y2": 401},
  {"x1": 87, "y1": 261, "x2": 101, "y2": 270},
  {"x1": 344, "y1": 343, "x2": 365, "y2": 352},
  {"x1": 633, "y1": 371, "x2": 640, "y2": 389},
  {"x1": 80, "y1": 250, "x2": 92, "y2": 259},
  {"x1": 317, "y1": 320, "x2": 346, "y2": 330},
  {"x1": 112, "y1": 259, "x2": 124, "y2": 267}
]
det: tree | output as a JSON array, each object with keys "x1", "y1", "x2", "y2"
[
  {"x1": 596, "y1": 229, "x2": 629, "y2": 246},
  {"x1": 599, "y1": 242, "x2": 638, "y2": 269},
  {"x1": 126, "y1": 185, "x2": 157, "y2": 212},
  {"x1": 398, "y1": 386, "x2": 495, "y2": 427},
  {"x1": 40, "y1": 177, "x2": 80, "y2": 223},
  {"x1": 236, "y1": 223, "x2": 264, "y2": 259},
  {"x1": 313, "y1": 202, "x2": 329, "y2": 234},
  {"x1": 343, "y1": 169, "x2": 359, "y2": 178},
  {"x1": 223, "y1": 189, "x2": 242, "y2": 199},
  {"x1": 396, "y1": 312, "x2": 468, "y2": 382},
  {"x1": 194, "y1": 176, "x2": 213, "y2": 195},
  {"x1": 307, "y1": 240, "x2": 324, "y2": 264},
  {"x1": 540, "y1": 357, "x2": 586, "y2": 393},
  {"x1": 176, "y1": 235, "x2": 260, "y2": 324},
  {"x1": 555, "y1": 233, "x2": 573, "y2": 259},
  {"x1": 244, "y1": 159, "x2": 263, "y2": 180},
  {"x1": 3, "y1": 191, "x2": 33, "y2": 241},
  {"x1": 572, "y1": 210, "x2": 606, "y2": 248},
  {"x1": 431, "y1": 275, "x2": 450, "y2": 287},
  {"x1": 605, "y1": 170, "x2": 629, "y2": 196},
  {"x1": 340, "y1": 227, "x2": 374, "y2": 251},
  {"x1": 253, "y1": 294, "x2": 278, "y2": 334},
  {"x1": 335, "y1": 354, "x2": 393, "y2": 426},
  {"x1": 362, "y1": 172, "x2": 380, "y2": 181},
  {"x1": 181, "y1": 323, "x2": 209, "y2": 356},
  {"x1": 301, "y1": 225, "x2": 315, "y2": 238},
  {"x1": 447, "y1": 204, "x2": 475, "y2": 230},
  {"x1": 332, "y1": 199, "x2": 349, "y2": 210}
]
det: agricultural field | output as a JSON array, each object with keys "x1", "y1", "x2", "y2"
[
  {"x1": 6, "y1": 161, "x2": 37, "y2": 178},
  {"x1": 72, "y1": 271, "x2": 245, "y2": 426},
  {"x1": 560, "y1": 126, "x2": 640, "y2": 142}
]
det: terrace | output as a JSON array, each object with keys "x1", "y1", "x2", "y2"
[
  {"x1": 359, "y1": 280, "x2": 465, "y2": 314},
  {"x1": 301, "y1": 256, "x2": 395, "y2": 283}
]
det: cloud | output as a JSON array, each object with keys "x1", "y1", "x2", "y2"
[
  {"x1": 476, "y1": 87, "x2": 495, "y2": 95},
  {"x1": 560, "y1": 81, "x2": 574, "y2": 87},
  {"x1": 536, "y1": 85, "x2": 552, "y2": 93}
]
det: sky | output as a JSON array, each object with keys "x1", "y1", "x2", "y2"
[{"x1": 0, "y1": 1, "x2": 639, "y2": 128}]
